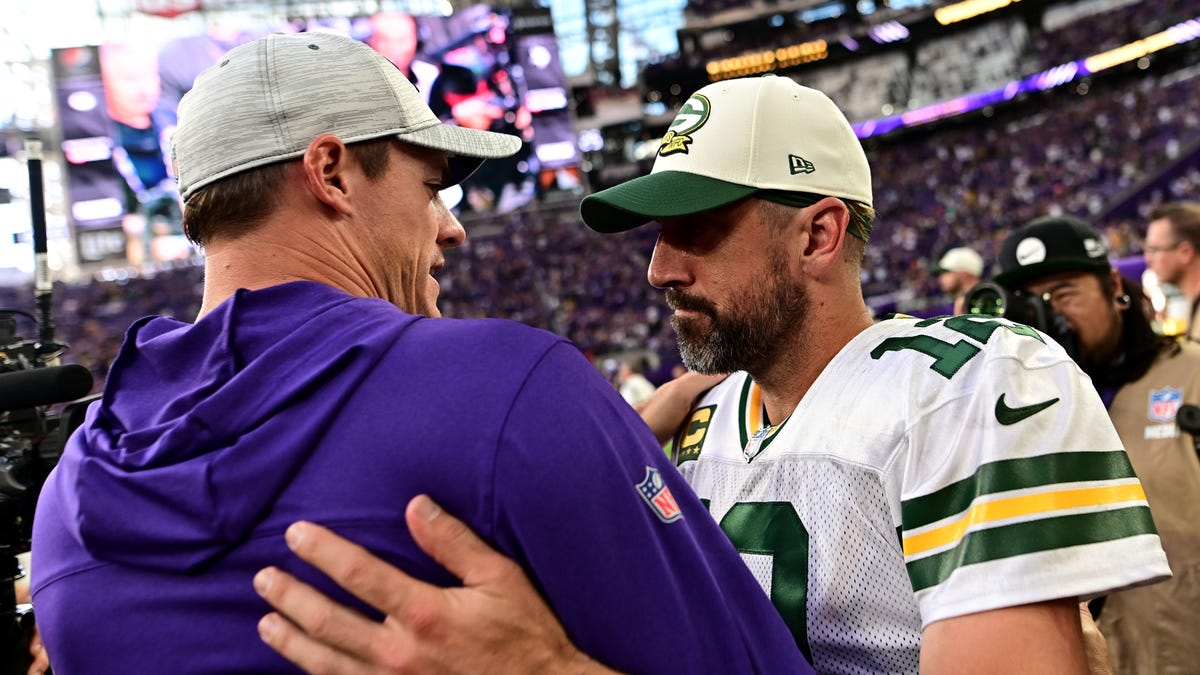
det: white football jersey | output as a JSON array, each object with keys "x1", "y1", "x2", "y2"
[{"x1": 674, "y1": 315, "x2": 1170, "y2": 674}]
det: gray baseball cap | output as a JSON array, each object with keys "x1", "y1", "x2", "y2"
[{"x1": 171, "y1": 32, "x2": 522, "y2": 202}]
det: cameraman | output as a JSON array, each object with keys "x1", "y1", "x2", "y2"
[
  {"x1": 982, "y1": 215, "x2": 1200, "y2": 675},
  {"x1": 13, "y1": 553, "x2": 47, "y2": 675}
]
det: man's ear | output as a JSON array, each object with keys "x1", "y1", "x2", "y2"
[
  {"x1": 1181, "y1": 240, "x2": 1197, "y2": 262},
  {"x1": 301, "y1": 134, "x2": 355, "y2": 214},
  {"x1": 801, "y1": 196, "x2": 851, "y2": 278},
  {"x1": 1111, "y1": 268, "x2": 1129, "y2": 308}
]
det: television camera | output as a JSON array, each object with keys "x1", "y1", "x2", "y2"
[
  {"x1": 0, "y1": 141, "x2": 96, "y2": 674},
  {"x1": 962, "y1": 281, "x2": 1082, "y2": 363}
]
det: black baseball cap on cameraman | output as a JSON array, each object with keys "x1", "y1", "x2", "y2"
[{"x1": 993, "y1": 215, "x2": 1112, "y2": 289}]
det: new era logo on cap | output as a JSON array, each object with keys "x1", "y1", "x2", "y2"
[
  {"x1": 1083, "y1": 237, "x2": 1107, "y2": 258},
  {"x1": 789, "y1": 154, "x2": 815, "y2": 174}
]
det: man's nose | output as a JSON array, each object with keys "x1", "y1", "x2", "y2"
[
  {"x1": 439, "y1": 210, "x2": 466, "y2": 249},
  {"x1": 648, "y1": 233, "x2": 693, "y2": 289}
]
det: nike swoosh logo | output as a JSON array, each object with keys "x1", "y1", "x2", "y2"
[{"x1": 995, "y1": 394, "x2": 1060, "y2": 425}]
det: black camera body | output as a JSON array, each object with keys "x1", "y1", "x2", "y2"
[
  {"x1": 962, "y1": 281, "x2": 1082, "y2": 362},
  {"x1": 0, "y1": 313, "x2": 93, "y2": 508}
]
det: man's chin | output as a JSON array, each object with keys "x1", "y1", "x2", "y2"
[{"x1": 671, "y1": 311, "x2": 712, "y2": 335}]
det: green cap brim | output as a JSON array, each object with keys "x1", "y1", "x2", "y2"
[
  {"x1": 992, "y1": 259, "x2": 1111, "y2": 289},
  {"x1": 580, "y1": 171, "x2": 758, "y2": 233}
]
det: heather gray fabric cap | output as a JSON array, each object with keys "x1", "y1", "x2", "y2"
[{"x1": 171, "y1": 32, "x2": 522, "y2": 202}]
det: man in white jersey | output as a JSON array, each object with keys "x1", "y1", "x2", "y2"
[{"x1": 253, "y1": 76, "x2": 1169, "y2": 674}]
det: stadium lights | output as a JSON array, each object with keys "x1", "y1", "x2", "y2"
[
  {"x1": 935, "y1": 0, "x2": 1020, "y2": 26},
  {"x1": 1029, "y1": 63, "x2": 1079, "y2": 91},
  {"x1": 705, "y1": 40, "x2": 828, "y2": 81},
  {"x1": 869, "y1": 21, "x2": 910, "y2": 44},
  {"x1": 1084, "y1": 19, "x2": 1200, "y2": 73}
]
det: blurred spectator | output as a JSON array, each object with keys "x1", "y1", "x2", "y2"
[
  {"x1": 992, "y1": 215, "x2": 1200, "y2": 675},
  {"x1": 616, "y1": 359, "x2": 657, "y2": 406},
  {"x1": 1143, "y1": 201, "x2": 1200, "y2": 340},
  {"x1": 931, "y1": 246, "x2": 984, "y2": 315}
]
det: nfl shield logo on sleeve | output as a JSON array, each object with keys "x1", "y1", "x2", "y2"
[
  {"x1": 1148, "y1": 387, "x2": 1183, "y2": 422},
  {"x1": 636, "y1": 467, "x2": 683, "y2": 523}
]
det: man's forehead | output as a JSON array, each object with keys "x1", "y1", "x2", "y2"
[
  {"x1": 1022, "y1": 270, "x2": 1096, "y2": 294},
  {"x1": 1146, "y1": 218, "x2": 1175, "y2": 237}
]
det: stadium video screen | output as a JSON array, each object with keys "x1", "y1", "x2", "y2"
[
  {"x1": 53, "y1": 4, "x2": 580, "y2": 264},
  {"x1": 362, "y1": 5, "x2": 581, "y2": 217}
]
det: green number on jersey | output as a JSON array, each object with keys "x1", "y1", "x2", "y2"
[
  {"x1": 871, "y1": 315, "x2": 1044, "y2": 379},
  {"x1": 927, "y1": 315, "x2": 1044, "y2": 344},
  {"x1": 716, "y1": 502, "x2": 812, "y2": 661},
  {"x1": 870, "y1": 335, "x2": 980, "y2": 378}
]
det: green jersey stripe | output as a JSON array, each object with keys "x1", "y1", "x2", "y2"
[
  {"x1": 902, "y1": 451, "x2": 1137, "y2": 530},
  {"x1": 906, "y1": 505, "x2": 1157, "y2": 592}
]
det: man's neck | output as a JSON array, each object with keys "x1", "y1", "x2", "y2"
[
  {"x1": 195, "y1": 214, "x2": 373, "y2": 320},
  {"x1": 1179, "y1": 264, "x2": 1200, "y2": 301},
  {"x1": 753, "y1": 301, "x2": 875, "y2": 424}
]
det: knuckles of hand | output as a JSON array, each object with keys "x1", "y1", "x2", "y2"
[{"x1": 398, "y1": 600, "x2": 448, "y2": 639}]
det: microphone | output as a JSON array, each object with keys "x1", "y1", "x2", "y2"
[
  {"x1": 1177, "y1": 404, "x2": 1200, "y2": 436},
  {"x1": 0, "y1": 364, "x2": 94, "y2": 412}
]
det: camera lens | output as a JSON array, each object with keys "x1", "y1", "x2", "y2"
[{"x1": 964, "y1": 283, "x2": 1005, "y2": 317}]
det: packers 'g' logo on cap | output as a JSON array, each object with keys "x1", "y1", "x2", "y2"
[{"x1": 659, "y1": 94, "x2": 711, "y2": 157}]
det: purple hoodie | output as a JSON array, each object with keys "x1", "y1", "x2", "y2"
[{"x1": 32, "y1": 281, "x2": 810, "y2": 674}]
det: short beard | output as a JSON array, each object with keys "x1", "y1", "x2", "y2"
[{"x1": 667, "y1": 251, "x2": 807, "y2": 376}]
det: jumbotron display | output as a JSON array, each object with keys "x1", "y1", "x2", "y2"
[{"x1": 52, "y1": 4, "x2": 580, "y2": 266}]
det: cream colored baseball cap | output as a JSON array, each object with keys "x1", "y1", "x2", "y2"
[
  {"x1": 932, "y1": 247, "x2": 984, "y2": 277},
  {"x1": 580, "y1": 75, "x2": 872, "y2": 234}
]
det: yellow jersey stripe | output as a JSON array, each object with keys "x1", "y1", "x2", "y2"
[{"x1": 904, "y1": 482, "x2": 1147, "y2": 557}]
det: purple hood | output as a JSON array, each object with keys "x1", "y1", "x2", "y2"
[{"x1": 55, "y1": 281, "x2": 410, "y2": 572}]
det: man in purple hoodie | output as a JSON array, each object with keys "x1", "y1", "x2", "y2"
[{"x1": 29, "y1": 32, "x2": 811, "y2": 674}]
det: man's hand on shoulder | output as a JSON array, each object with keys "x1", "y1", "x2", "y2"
[
  {"x1": 635, "y1": 371, "x2": 727, "y2": 445},
  {"x1": 255, "y1": 495, "x2": 616, "y2": 675}
]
